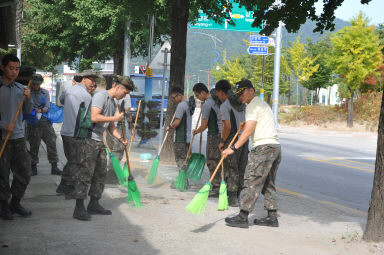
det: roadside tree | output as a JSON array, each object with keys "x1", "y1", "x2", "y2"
[{"x1": 328, "y1": 13, "x2": 382, "y2": 128}]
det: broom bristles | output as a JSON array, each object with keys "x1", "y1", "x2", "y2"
[
  {"x1": 217, "y1": 180, "x2": 229, "y2": 211},
  {"x1": 109, "y1": 150, "x2": 125, "y2": 185},
  {"x1": 147, "y1": 155, "x2": 160, "y2": 185},
  {"x1": 174, "y1": 168, "x2": 187, "y2": 192},
  {"x1": 186, "y1": 182, "x2": 211, "y2": 214},
  {"x1": 122, "y1": 163, "x2": 129, "y2": 187},
  {"x1": 127, "y1": 176, "x2": 142, "y2": 208}
]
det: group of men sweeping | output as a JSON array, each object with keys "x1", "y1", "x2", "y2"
[
  {"x1": 168, "y1": 79, "x2": 282, "y2": 228},
  {"x1": 0, "y1": 54, "x2": 134, "y2": 221},
  {"x1": 0, "y1": 53, "x2": 282, "y2": 228}
]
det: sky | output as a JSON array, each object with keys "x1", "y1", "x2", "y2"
[{"x1": 315, "y1": 0, "x2": 383, "y2": 25}]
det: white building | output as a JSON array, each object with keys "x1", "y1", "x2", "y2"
[{"x1": 318, "y1": 84, "x2": 341, "y2": 105}]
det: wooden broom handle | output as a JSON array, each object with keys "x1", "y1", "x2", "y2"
[
  {"x1": 184, "y1": 110, "x2": 203, "y2": 165},
  {"x1": 128, "y1": 100, "x2": 141, "y2": 155},
  {"x1": 118, "y1": 104, "x2": 131, "y2": 175},
  {"x1": 209, "y1": 126, "x2": 242, "y2": 183},
  {"x1": 220, "y1": 121, "x2": 224, "y2": 179},
  {"x1": 158, "y1": 112, "x2": 176, "y2": 155},
  {"x1": 103, "y1": 132, "x2": 112, "y2": 153},
  {"x1": 0, "y1": 80, "x2": 32, "y2": 159}
]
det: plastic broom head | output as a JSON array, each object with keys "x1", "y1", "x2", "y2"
[
  {"x1": 147, "y1": 155, "x2": 160, "y2": 185},
  {"x1": 186, "y1": 182, "x2": 211, "y2": 214},
  {"x1": 174, "y1": 168, "x2": 187, "y2": 192},
  {"x1": 127, "y1": 175, "x2": 142, "y2": 208},
  {"x1": 108, "y1": 150, "x2": 125, "y2": 185},
  {"x1": 217, "y1": 180, "x2": 229, "y2": 211},
  {"x1": 122, "y1": 163, "x2": 129, "y2": 187}
]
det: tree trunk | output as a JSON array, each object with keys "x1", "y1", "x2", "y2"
[
  {"x1": 327, "y1": 86, "x2": 331, "y2": 105},
  {"x1": 363, "y1": 91, "x2": 384, "y2": 242},
  {"x1": 160, "y1": 0, "x2": 189, "y2": 162},
  {"x1": 303, "y1": 88, "x2": 308, "y2": 105},
  {"x1": 113, "y1": 51, "x2": 123, "y2": 75},
  {"x1": 287, "y1": 91, "x2": 291, "y2": 105},
  {"x1": 347, "y1": 91, "x2": 354, "y2": 128}
]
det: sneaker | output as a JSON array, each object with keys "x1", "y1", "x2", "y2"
[
  {"x1": 225, "y1": 214, "x2": 249, "y2": 228},
  {"x1": 253, "y1": 216, "x2": 279, "y2": 227}
]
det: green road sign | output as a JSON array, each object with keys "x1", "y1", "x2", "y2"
[{"x1": 188, "y1": 2, "x2": 263, "y2": 33}]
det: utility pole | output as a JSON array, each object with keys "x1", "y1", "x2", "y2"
[
  {"x1": 123, "y1": 21, "x2": 131, "y2": 76},
  {"x1": 272, "y1": 18, "x2": 283, "y2": 126}
]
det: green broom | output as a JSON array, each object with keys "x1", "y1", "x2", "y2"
[
  {"x1": 147, "y1": 113, "x2": 176, "y2": 184},
  {"x1": 174, "y1": 110, "x2": 203, "y2": 191},
  {"x1": 103, "y1": 139, "x2": 125, "y2": 185},
  {"x1": 118, "y1": 104, "x2": 142, "y2": 208},
  {"x1": 217, "y1": 163, "x2": 228, "y2": 211},
  {"x1": 186, "y1": 127, "x2": 242, "y2": 214}
]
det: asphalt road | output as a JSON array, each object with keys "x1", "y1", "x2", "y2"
[
  {"x1": 277, "y1": 128, "x2": 376, "y2": 213},
  {"x1": 189, "y1": 107, "x2": 377, "y2": 213}
]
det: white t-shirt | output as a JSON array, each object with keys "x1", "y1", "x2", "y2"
[{"x1": 245, "y1": 96, "x2": 279, "y2": 147}]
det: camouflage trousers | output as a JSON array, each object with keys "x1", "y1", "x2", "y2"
[
  {"x1": 206, "y1": 134, "x2": 221, "y2": 188},
  {"x1": 224, "y1": 138, "x2": 249, "y2": 193},
  {"x1": 61, "y1": 136, "x2": 84, "y2": 185},
  {"x1": 174, "y1": 142, "x2": 190, "y2": 169},
  {"x1": 239, "y1": 144, "x2": 281, "y2": 213},
  {"x1": 26, "y1": 121, "x2": 58, "y2": 165},
  {"x1": 72, "y1": 138, "x2": 107, "y2": 200},
  {"x1": 0, "y1": 138, "x2": 31, "y2": 200}
]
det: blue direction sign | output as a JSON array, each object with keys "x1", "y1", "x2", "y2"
[
  {"x1": 250, "y1": 35, "x2": 269, "y2": 45},
  {"x1": 248, "y1": 46, "x2": 268, "y2": 55},
  {"x1": 188, "y1": 2, "x2": 263, "y2": 32}
]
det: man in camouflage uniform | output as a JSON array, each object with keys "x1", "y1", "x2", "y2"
[
  {"x1": 216, "y1": 80, "x2": 249, "y2": 207},
  {"x1": 26, "y1": 74, "x2": 62, "y2": 176},
  {"x1": 223, "y1": 79, "x2": 282, "y2": 229},
  {"x1": 105, "y1": 76, "x2": 135, "y2": 184},
  {"x1": 72, "y1": 76, "x2": 133, "y2": 221},
  {"x1": 0, "y1": 54, "x2": 33, "y2": 220},
  {"x1": 192, "y1": 83, "x2": 221, "y2": 196},
  {"x1": 166, "y1": 87, "x2": 192, "y2": 170},
  {"x1": 56, "y1": 70, "x2": 96, "y2": 197}
]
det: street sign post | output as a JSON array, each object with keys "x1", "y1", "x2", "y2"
[
  {"x1": 188, "y1": 2, "x2": 263, "y2": 32},
  {"x1": 250, "y1": 35, "x2": 269, "y2": 45},
  {"x1": 247, "y1": 46, "x2": 268, "y2": 55}
]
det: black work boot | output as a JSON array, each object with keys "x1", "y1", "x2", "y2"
[
  {"x1": 64, "y1": 185, "x2": 75, "y2": 200},
  {"x1": 0, "y1": 200, "x2": 13, "y2": 220},
  {"x1": 254, "y1": 210, "x2": 279, "y2": 227},
  {"x1": 73, "y1": 199, "x2": 91, "y2": 221},
  {"x1": 51, "y1": 163, "x2": 63, "y2": 176},
  {"x1": 56, "y1": 179, "x2": 68, "y2": 195},
  {"x1": 228, "y1": 192, "x2": 239, "y2": 207},
  {"x1": 87, "y1": 198, "x2": 112, "y2": 215},
  {"x1": 9, "y1": 197, "x2": 32, "y2": 217},
  {"x1": 225, "y1": 211, "x2": 249, "y2": 228},
  {"x1": 208, "y1": 186, "x2": 220, "y2": 198},
  {"x1": 31, "y1": 164, "x2": 37, "y2": 176}
]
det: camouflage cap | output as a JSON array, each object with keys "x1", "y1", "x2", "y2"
[
  {"x1": 79, "y1": 69, "x2": 101, "y2": 79},
  {"x1": 234, "y1": 79, "x2": 254, "y2": 95},
  {"x1": 112, "y1": 75, "x2": 136, "y2": 91},
  {"x1": 31, "y1": 74, "x2": 44, "y2": 84}
]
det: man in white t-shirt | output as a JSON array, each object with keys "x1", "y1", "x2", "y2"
[{"x1": 223, "y1": 79, "x2": 282, "y2": 229}]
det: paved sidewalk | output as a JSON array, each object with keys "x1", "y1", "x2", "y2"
[{"x1": 0, "y1": 125, "x2": 383, "y2": 255}]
